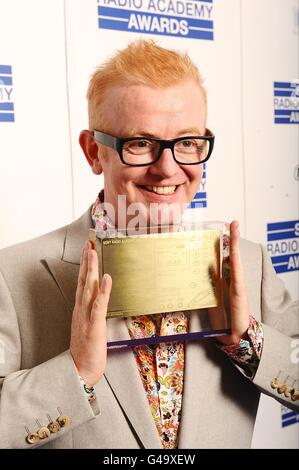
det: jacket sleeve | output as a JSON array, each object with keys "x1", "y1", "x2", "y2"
[
  {"x1": 251, "y1": 244, "x2": 299, "y2": 412},
  {"x1": 0, "y1": 269, "x2": 100, "y2": 449}
]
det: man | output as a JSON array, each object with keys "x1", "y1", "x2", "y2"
[{"x1": 0, "y1": 40, "x2": 298, "y2": 449}]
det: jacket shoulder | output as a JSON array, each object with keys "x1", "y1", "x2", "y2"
[
  {"x1": 0, "y1": 224, "x2": 68, "y2": 272},
  {"x1": 239, "y1": 235, "x2": 263, "y2": 262},
  {"x1": 0, "y1": 206, "x2": 92, "y2": 274},
  {"x1": 238, "y1": 237, "x2": 264, "y2": 318}
]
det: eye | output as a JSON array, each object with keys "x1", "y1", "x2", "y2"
[
  {"x1": 176, "y1": 139, "x2": 202, "y2": 152},
  {"x1": 175, "y1": 139, "x2": 207, "y2": 157},
  {"x1": 178, "y1": 139, "x2": 200, "y2": 150},
  {"x1": 124, "y1": 139, "x2": 156, "y2": 154},
  {"x1": 135, "y1": 140, "x2": 151, "y2": 148},
  {"x1": 182, "y1": 140, "x2": 195, "y2": 147}
]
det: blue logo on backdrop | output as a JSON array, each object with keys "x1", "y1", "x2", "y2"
[
  {"x1": 281, "y1": 406, "x2": 299, "y2": 428},
  {"x1": 267, "y1": 220, "x2": 299, "y2": 274},
  {"x1": 189, "y1": 162, "x2": 207, "y2": 208},
  {"x1": 0, "y1": 65, "x2": 14, "y2": 122},
  {"x1": 274, "y1": 80, "x2": 299, "y2": 124},
  {"x1": 97, "y1": 0, "x2": 214, "y2": 40}
]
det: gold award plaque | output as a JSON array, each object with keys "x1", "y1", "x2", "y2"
[{"x1": 90, "y1": 228, "x2": 221, "y2": 318}]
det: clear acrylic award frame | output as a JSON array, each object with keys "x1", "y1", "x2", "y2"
[{"x1": 89, "y1": 220, "x2": 231, "y2": 348}]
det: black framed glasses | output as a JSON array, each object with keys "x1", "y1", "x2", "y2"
[{"x1": 93, "y1": 128, "x2": 215, "y2": 166}]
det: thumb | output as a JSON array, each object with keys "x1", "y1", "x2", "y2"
[{"x1": 90, "y1": 273, "x2": 112, "y2": 323}]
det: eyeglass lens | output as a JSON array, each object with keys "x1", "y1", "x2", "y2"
[{"x1": 122, "y1": 138, "x2": 210, "y2": 164}]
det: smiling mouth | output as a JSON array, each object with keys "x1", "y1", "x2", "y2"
[{"x1": 140, "y1": 185, "x2": 178, "y2": 195}]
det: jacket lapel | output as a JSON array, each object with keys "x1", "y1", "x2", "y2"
[
  {"x1": 43, "y1": 207, "x2": 162, "y2": 449},
  {"x1": 178, "y1": 310, "x2": 210, "y2": 448},
  {"x1": 103, "y1": 326, "x2": 163, "y2": 448}
]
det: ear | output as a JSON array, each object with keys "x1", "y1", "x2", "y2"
[{"x1": 79, "y1": 130, "x2": 103, "y2": 175}]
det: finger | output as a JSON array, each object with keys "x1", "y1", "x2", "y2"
[
  {"x1": 229, "y1": 221, "x2": 245, "y2": 295},
  {"x1": 75, "y1": 241, "x2": 90, "y2": 306},
  {"x1": 90, "y1": 273, "x2": 112, "y2": 324},
  {"x1": 82, "y1": 248, "x2": 99, "y2": 312},
  {"x1": 208, "y1": 305, "x2": 228, "y2": 331}
]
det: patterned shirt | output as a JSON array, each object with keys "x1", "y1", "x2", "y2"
[{"x1": 126, "y1": 312, "x2": 187, "y2": 448}]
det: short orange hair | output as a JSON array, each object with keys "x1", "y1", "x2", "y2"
[{"x1": 87, "y1": 39, "x2": 206, "y2": 130}]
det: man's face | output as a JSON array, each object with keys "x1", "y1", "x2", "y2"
[{"x1": 91, "y1": 79, "x2": 206, "y2": 228}]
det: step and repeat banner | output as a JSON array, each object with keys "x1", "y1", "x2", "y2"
[{"x1": 0, "y1": 0, "x2": 298, "y2": 448}]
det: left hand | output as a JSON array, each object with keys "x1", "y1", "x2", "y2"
[{"x1": 209, "y1": 220, "x2": 250, "y2": 346}]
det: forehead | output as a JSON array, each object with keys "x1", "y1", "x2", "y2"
[{"x1": 101, "y1": 80, "x2": 206, "y2": 136}]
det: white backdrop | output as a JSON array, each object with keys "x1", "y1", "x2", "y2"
[{"x1": 0, "y1": 0, "x2": 298, "y2": 448}]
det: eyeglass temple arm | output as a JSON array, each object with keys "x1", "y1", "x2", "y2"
[{"x1": 93, "y1": 130, "x2": 118, "y2": 150}]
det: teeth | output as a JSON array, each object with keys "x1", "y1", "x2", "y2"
[{"x1": 144, "y1": 185, "x2": 177, "y2": 195}]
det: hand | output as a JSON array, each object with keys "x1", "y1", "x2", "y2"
[
  {"x1": 209, "y1": 220, "x2": 250, "y2": 346},
  {"x1": 70, "y1": 240, "x2": 112, "y2": 387}
]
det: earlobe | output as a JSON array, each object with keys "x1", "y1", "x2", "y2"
[{"x1": 79, "y1": 130, "x2": 103, "y2": 175}]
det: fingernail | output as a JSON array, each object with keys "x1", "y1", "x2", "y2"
[
  {"x1": 101, "y1": 274, "x2": 107, "y2": 290},
  {"x1": 101, "y1": 273, "x2": 112, "y2": 292}
]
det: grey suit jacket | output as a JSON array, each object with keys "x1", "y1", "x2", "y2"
[{"x1": 0, "y1": 207, "x2": 298, "y2": 449}]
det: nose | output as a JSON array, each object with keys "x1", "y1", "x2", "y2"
[{"x1": 148, "y1": 148, "x2": 180, "y2": 179}]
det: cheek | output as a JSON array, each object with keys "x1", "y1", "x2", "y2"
[
  {"x1": 185, "y1": 166, "x2": 203, "y2": 185},
  {"x1": 100, "y1": 152, "x2": 124, "y2": 186},
  {"x1": 102, "y1": 159, "x2": 147, "y2": 190}
]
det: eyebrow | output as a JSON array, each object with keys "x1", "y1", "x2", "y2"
[{"x1": 126, "y1": 127, "x2": 204, "y2": 138}]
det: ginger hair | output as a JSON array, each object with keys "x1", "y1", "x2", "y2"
[{"x1": 87, "y1": 39, "x2": 206, "y2": 130}]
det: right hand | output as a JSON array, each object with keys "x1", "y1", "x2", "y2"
[{"x1": 70, "y1": 240, "x2": 112, "y2": 387}]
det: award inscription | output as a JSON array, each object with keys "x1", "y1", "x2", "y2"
[{"x1": 90, "y1": 229, "x2": 221, "y2": 318}]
